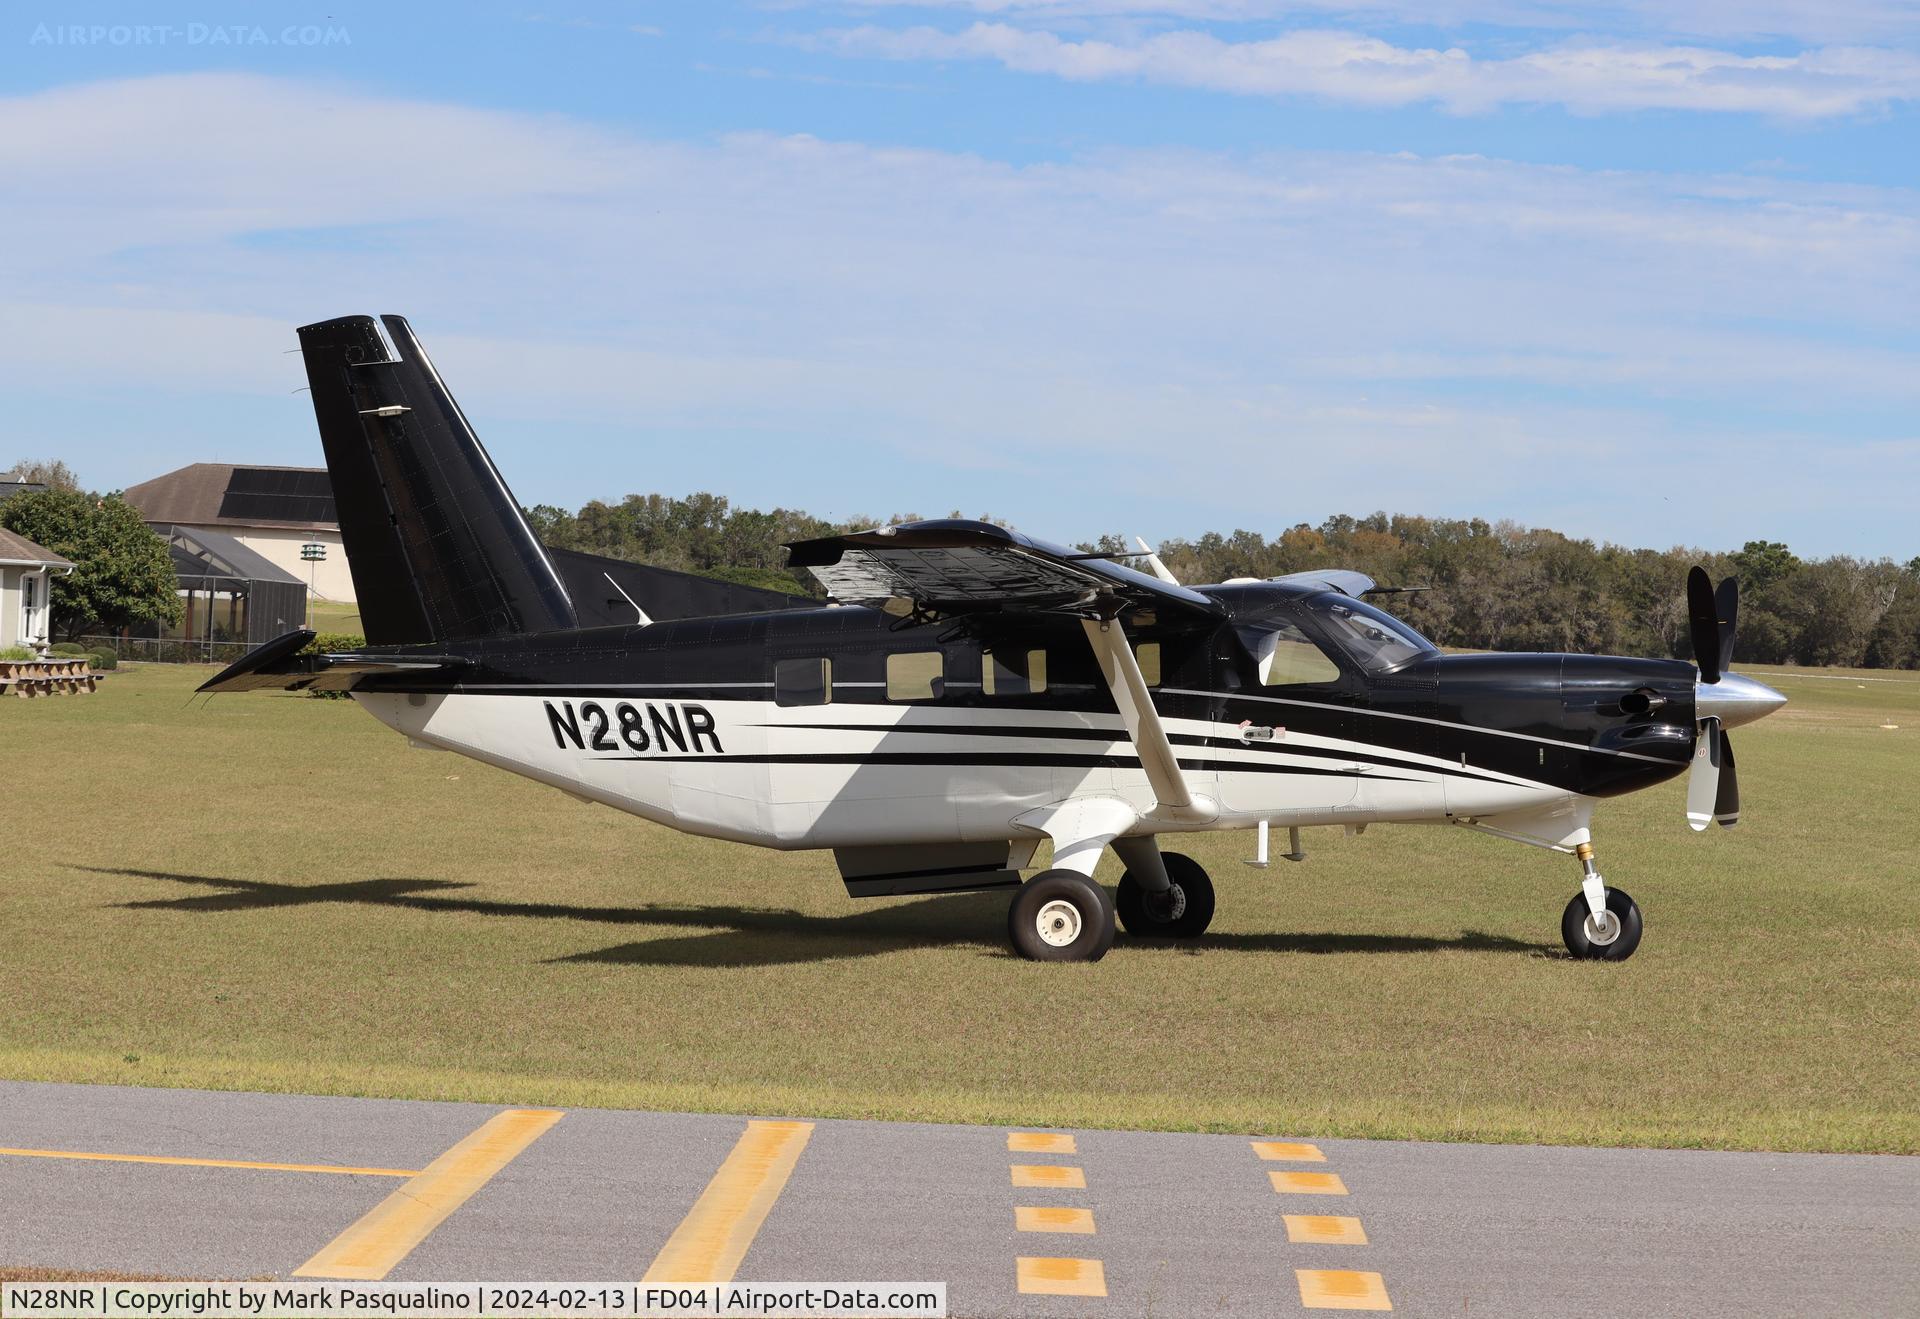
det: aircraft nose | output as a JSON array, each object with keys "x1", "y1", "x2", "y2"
[{"x1": 1696, "y1": 672, "x2": 1787, "y2": 729}]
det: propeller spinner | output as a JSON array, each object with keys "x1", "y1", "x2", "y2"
[{"x1": 1684, "y1": 568, "x2": 1782, "y2": 831}]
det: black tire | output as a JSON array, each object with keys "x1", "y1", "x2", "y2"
[
  {"x1": 1561, "y1": 887, "x2": 1643, "y2": 961},
  {"x1": 1116, "y1": 851, "x2": 1216, "y2": 940},
  {"x1": 1008, "y1": 870, "x2": 1117, "y2": 963}
]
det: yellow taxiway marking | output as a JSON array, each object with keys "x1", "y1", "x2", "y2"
[
  {"x1": 1011, "y1": 1163, "x2": 1086, "y2": 1189},
  {"x1": 0, "y1": 1147, "x2": 419, "y2": 1178},
  {"x1": 1284, "y1": 1214, "x2": 1369, "y2": 1245},
  {"x1": 1270, "y1": 1169, "x2": 1349, "y2": 1195},
  {"x1": 1296, "y1": 1268, "x2": 1392, "y2": 1310},
  {"x1": 1252, "y1": 1140, "x2": 1326, "y2": 1163},
  {"x1": 1016, "y1": 1256, "x2": 1107, "y2": 1297},
  {"x1": 294, "y1": 1109, "x2": 563, "y2": 1280},
  {"x1": 1008, "y1": 1132, "x2": 1077, "y2": 1154},
  {"x1": 643, "y1": 1120, "x2": 815, "y2": 1284},
  {"x1": 1015, "y1": 1206, "x2": 1096, "y2": 1234}
]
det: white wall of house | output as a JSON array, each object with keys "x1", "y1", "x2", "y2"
[
  {"x1": 177, "y1": 524, "x2": 354, "y2": 602},
  {"x1": 0, "y1": 567, "x2": 17, "y2": 648},
  {"x1": 0, "y1": 565, "x2": 54, "y2": 650}
]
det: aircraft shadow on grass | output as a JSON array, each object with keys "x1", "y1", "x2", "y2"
[{"x1": 75, "y1": 866, "x2": 1557, "y2": 968}]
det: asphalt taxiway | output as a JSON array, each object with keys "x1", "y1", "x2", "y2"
[{"x1": 3, "y1": 1081, "x2": 1915, "y2": 1316}]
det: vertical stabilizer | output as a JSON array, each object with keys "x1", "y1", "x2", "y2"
[{"x1": 296, "y1": 314, "x2": 577, "y2": 645}]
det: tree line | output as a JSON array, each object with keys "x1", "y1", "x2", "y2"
[
  {"x1": 9, "y1": 453, "x2": 1912, "y2": 670},
  {"x1": 530, "y1": 497, "x2": 1920, "y2": 670}
]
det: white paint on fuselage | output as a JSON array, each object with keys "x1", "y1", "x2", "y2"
[{"x1": 353, "y1": 690, "x2": 1567, "y2": 853}]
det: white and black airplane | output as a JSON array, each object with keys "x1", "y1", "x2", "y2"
[{"x1": 205, "y1": 314, "x2": 1788, "y2": 963}]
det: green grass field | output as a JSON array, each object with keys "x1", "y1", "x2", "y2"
[
  {"x1": 306, "y1": 600, "x2": 362, "y2": 635},
  {"x1": 4, "y1": 663, "x2": 1915, "y2": 1153}
]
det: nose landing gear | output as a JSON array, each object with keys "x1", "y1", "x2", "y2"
[{"x1": 1561, "y1": 841, "x2": 1642, "y2": 960}]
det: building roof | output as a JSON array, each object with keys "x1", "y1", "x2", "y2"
[
  {"x1": 160, "y1": 524, "x2": 305, "y2": 587},
  {"x1": 0, "y1": 527, "x2": 73, "y2": 568},
  {"x1": 123, "y1": 463, "x2": 339, "y2": 532}
]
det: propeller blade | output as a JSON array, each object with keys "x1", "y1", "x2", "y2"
[
  {"x1": 1714, "y1": 575, "x2": 1739, "y2": 678},
  {"x1": 1688, "y1": 566, "x2": 1722, "y2": 684},
  {"x1": 1686, "y1": 715, "x2": 1722, "y2": 832},
  {"x1": 1714, "y1": 727, "x2": 1740, "y2": 828}
]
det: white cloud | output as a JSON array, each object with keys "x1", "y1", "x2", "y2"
[
  {"x1": 826, "y1": 1, "x2": 1920, "y2": 47},
  {"x1": 0, "y1": 74, "x2": 1916, "y2": 552},
  {"x1": 816, "y1": 22, "x2": 1920, "y2": 116}
]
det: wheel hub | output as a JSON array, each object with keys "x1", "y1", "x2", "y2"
[
  {"x1": 1584, "y1": 910, "x2": 1620, "y2": 946},
  {"x1": 1146, "y1": 883, "x2": 1188, "y2": 924},
  {"x1": 1035, "y1": 899, "x2": 1083, "y2": 948}
]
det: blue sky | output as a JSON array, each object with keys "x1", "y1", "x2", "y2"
[{"x1": 2, "y1": 2, "x2": 1916, "y2": 556}]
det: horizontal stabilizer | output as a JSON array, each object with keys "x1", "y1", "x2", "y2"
[{"x1": 197, "y1": 629, "x2": 466, "y2": 694}]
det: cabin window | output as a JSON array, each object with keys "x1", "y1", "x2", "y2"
[
  {"x1": 887, "y1": 651, "x2": 945, "y2": 701},
  {"x1": 983, "y1": 648, "x2": 1048, "y2": 697},
  {"x1": 1134, "y1": 641, "x2": 1162, "y2": 686},
  {"x1": 1315, "y1": 597, "x2": 1436, "y2": 674},
  {"x1": 775, "y1": 657, "x2": 831, "y2": 706},
  {"x1": 1257, "y1": 622, "x2": 1342, "y2": 687}
]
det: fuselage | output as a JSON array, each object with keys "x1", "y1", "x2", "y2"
[{"x1": 347, "y1": 582, "x2": 1699, "y2": 852}]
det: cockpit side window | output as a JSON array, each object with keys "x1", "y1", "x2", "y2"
[
  {"x1": 1254, "y1": 621, "x2": 1343, "y2": 687},
  {"x1": 1314, "y1": 596, "x2": 1436, "y2": 674}
]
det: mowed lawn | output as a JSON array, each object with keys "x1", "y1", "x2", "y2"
[{"x1": 5, "y1": 662, "x2": 1915, "y2": 1153}]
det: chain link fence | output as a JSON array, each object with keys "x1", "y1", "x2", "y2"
[{"x1": 79, "y1": 635, "x2": 251, "y2": 665}]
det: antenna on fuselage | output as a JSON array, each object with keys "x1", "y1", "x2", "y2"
[
  {"x1": 604, "y1": 572, "x2": 653, "y2": 627},
  {"x1": 1133, "y1": 536, "x2": 1180, "y2": 586}
]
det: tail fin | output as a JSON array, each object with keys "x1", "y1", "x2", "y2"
[{"x1": 297, "y1": 314, "x2": 576, "y2": 645}]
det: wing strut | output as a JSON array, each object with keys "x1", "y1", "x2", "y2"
[{"x1": 1079, "y1": 618, "x2": 1213, "y2": 821}]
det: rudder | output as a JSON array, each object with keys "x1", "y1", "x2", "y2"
[{"x1": 297, "y1": 314, "x2": 576, "y2": 645}]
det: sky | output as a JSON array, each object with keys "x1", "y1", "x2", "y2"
[{"x1": 2, "y1": 2, "x2": 1916, "y2": 558}]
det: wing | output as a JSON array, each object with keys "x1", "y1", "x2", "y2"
[
  {"x1": 786, "y1": 520, "x2": 1222, "y2": 621},
  {"x1": 197, "y1": 629, "x2": 468, "y2": 694},
  {"x1": 1267, "y1": 569, "x2": 1375, "y2": 598}
]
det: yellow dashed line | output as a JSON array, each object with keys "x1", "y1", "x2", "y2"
[
  {"x1": 1011, "y1": 1163, "x2": 1086, "y2": 1189},
  {"x1": 1296, "y1": 1268, "x2": 1392, "y2": 1310},
  {"x1": 1252, "y1": 1141, "x2": 1326, "y2": 1162},
  {"x1": 0, "y1": 1147, "x2": 419, "y2": 1178},
  {"x1": 1015, "y1": 1206, "x2": 1096, "y2": 1234},
  {"x1": 1284, "y1": 1214, "x2": 1369, "y2": 1245},
  {"x1": 294, "y1": 1109, "x2": 563, "y2": 1280},
  {"x1": 1016, "y1": 1256, "x2": 1107, "y2": 1297},
  {"x1": 1270, "y1": 1169, "x2": 1349, "y2": 1195},
  {"x1": 643, "y1": 1120, "x2": 815, "y2": 1284},
  {"x1": 1008, "y1": 1132, "x2": 1077, "y2": 1154}
]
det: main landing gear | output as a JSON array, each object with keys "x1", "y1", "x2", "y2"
[
  {"x1": 1115, "y1": 851, "x2": 1216, "y2": 940},
  {"x1": 1005, "y1": 846, "x2": 1218, "y2": 962},
  {"x1": 1560, "y1": 841, "x2": 1642, "y2": 961},
  {"x1": 1008, "y1": 870, "x2": 1117, "y2": 962}
]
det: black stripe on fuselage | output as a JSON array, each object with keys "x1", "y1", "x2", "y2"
[
  {"x1": 751, "y1": 720, "x2": 1521, "y2": 787},
  {"x1": 575, "y1": 749, "x2": 1408, "y2": 779}
]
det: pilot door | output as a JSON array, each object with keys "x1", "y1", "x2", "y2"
[{"x1": 1212, "y1": 616, "x2": 1361, "y2": 814}]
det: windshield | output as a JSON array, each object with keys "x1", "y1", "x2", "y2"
[{"x1": 1310, "y1": 595, "x2": 1437, "y2": 673}]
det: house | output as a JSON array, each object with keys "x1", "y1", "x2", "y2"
[
  {"x1": 0, "y1": 528, "x2": 74, "y2": 652},
  {"x1": 122, "y1": 464, "x2": 353, "y2": 603}
]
